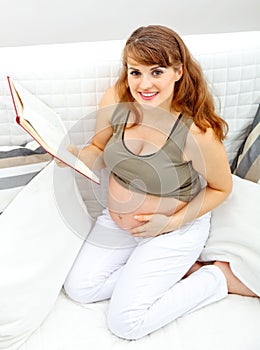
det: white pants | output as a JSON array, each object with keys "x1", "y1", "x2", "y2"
[{"x1": 64, "y1": 209, "x2": 228, "y2": 340}]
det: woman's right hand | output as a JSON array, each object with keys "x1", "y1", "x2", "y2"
[{"x1": 55, "y1": 144, "x2": 79, "y2": 167}]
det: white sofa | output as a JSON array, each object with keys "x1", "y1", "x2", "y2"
[{"x1": 0, "y1": 31, "x2": 259, "y2": 350}]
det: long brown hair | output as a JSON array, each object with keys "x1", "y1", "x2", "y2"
[{"x1": 115, "y1": 25, "x2": 228, "y2": 141}]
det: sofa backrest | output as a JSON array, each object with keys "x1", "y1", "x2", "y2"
[{"x1": 0, "y1": 31, "x2": 259, "y2": 163}]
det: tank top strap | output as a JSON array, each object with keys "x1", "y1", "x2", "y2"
[
  {"x1": 169, "y1": 113, "x2": 194, "y2": 152},
  {"x1": 110, "y1": 103, "x2": 130, "y2": 134}
]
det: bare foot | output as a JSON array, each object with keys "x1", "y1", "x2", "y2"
[
  {"x1": 184, "y1": 261, "x2": 258, "y2": 297},
  {"x1": 213, "y1": 261, "x2": 258, "y2": 297},
  {"x1": 183, "y1": 262, "x2": 204, "y2": 278}
]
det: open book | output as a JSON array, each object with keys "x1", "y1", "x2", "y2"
[{"x1": 7, "y1": 77, "x2": 100, "y2": 184}]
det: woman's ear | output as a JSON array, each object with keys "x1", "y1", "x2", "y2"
[{"x1": 175, "y1": 64, "x2": 183, "y2": 81}]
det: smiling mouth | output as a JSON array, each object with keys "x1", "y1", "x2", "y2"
[{"x1": 139, "y1": 92, "x2": 158, "y2": 100}]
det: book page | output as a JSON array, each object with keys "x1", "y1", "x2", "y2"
[
  {"x1": 8, "y1": 77, "x2": 100, "y2": 184},
  {"x1": 10, "y1": 79, "x2": 68, "y2": 151}
]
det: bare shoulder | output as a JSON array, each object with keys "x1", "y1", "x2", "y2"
[
  {"x1": 189, "y1": 122, "x2": 219, "y2": 145},
  {"x1": 91, "y1": 87, "x2": 119, "y2": 150},
  {"x1": 99, "y1": 86, "x2": 120, "y2": 108},
  {"x1": 95, "y1": 86, "x2": 120, "y2": 127},
  {"x1": 184, "y1": 122, "x2": 232, "y2": 192},
  {"x1": 184, "y1": 122, "x2": 221, "y2": 161}
]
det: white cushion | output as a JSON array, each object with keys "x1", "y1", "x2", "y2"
[
  {"x1": 18, "y1": 291, "x2": 260, "y2": 350},
  {"x1": 200, "y1": 175, "x2": 260, "y2": 295},
  {"x1": 0, "y1": 161, "x2": 93, "y2": 350}
]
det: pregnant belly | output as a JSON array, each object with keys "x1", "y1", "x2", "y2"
[{"x1": 107, "y1": 176, "x2": 187, "y2": 230}]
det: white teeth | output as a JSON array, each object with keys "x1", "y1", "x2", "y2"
[{"x1": 141, "y1": 92, "x2": 157, "y2": 97}]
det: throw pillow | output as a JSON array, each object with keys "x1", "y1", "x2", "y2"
[
  {"x1": 0, "y1": 161, "x2": 93, "y2": 350},
  {"x1": 200, "y1": 174, "x2": 260, "y2": 296},
  {"x1": 231, "y1": 104, "x2": 260, "y2": 183},
  {"x1": 0, "y1": 141, "x2": 52, "y2": 213}
]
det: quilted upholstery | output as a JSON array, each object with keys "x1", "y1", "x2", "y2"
[
  {"x1": 0, "y1": 32, "x2": 259, "y2": 164},
  {"x1": 0, "y1": 40, "x2": 123, "y2": 147}
]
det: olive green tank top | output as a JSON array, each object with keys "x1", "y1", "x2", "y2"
[{"x1": 103, "y1": 105, "x2": 202, "y2": 202}]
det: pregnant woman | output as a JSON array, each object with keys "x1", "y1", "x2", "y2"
[{"x1": 63, "y1": 25, "x2": 237, "y2": 339}]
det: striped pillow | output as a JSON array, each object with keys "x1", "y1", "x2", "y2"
[
  {"x1": 0, "y1": 141, "x2": 52, "y2": 213},
  {"x1": 231, "y1": 105, "x2": 260, "y2": 183}
]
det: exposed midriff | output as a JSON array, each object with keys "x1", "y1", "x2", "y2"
[{"x1": 107, "y1": 175, "x2": 187, "y2": 230}]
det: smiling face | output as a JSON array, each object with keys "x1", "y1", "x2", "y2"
[{"x1": 127, "y1": 58, "x2": 182, "y2": 112}]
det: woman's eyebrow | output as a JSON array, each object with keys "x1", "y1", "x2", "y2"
[
  {"x1": 127, "y1": 66, "x2": 140, "y2": 70},
  {"x1": 127, "y1": 65, "x2": 165, "y2": 71}
]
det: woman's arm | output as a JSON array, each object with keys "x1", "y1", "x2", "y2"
[
  {"x1": 131, "y1": 126, "x2": 232, "y2": 237},
  {"x1": 61, "y1": 87, "x2": 117, "y2": 170},
  {"x1": 169, "y1": 125, "x2": 232, "y2": 229}
]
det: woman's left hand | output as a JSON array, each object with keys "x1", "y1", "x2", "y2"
[{"x1": 130, "y1": 213, "x2": 173, "y2": 238}]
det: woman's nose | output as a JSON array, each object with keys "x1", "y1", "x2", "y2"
[{"x1": 139, "y1": 74, "x2": 153, "y2": 90}]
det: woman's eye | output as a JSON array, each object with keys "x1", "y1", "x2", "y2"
[
  {"x1": 129, "y1": 70, "x2": 140, "y2": 76},
  {"x1": 152, "y1": 69, "x2": 163, "y2": 76}
]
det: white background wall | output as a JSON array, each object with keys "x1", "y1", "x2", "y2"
[{"x1": 0, "y1": 0, "x2": 259, "y2": 47}]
